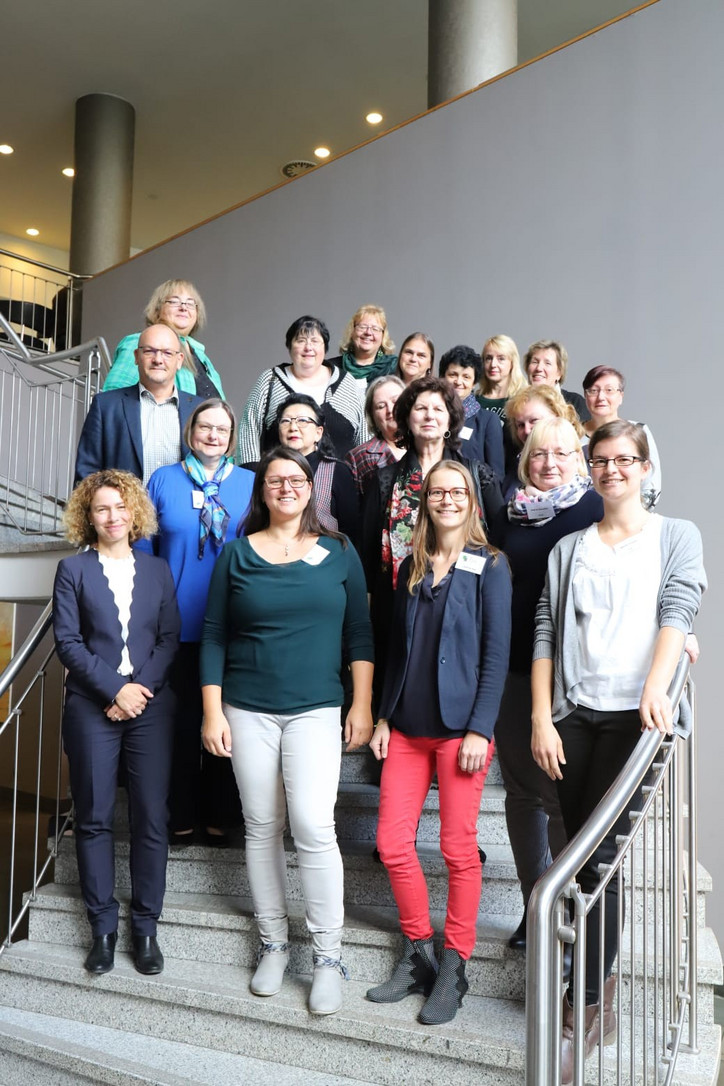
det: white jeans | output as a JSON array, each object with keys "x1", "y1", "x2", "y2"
[{"x1": 225, "y1": 704, "x2": 344, "y2": 957}]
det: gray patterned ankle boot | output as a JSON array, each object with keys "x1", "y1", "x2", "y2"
[
  {"x1": 366, "y1": 935, "x2": 438, "y2": 1003},
  {"x1": 418, "y1": 947, "x2": 468, "y2": 1025}
]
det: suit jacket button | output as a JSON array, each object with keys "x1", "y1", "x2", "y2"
[{"x1": 440, "y1": 657, "x2": 445, "y2": 664}]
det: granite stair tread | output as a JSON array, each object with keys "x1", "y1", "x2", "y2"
[
  {"x1": 0, "y1": 1005, "x2": 373, "y2": 1085},
  {"x1": 0, "y1": 938, "x2": 530, "y2": 1081},
  {"x1": 2, "y1": 939, "x2": 720, "y2": 1086}
]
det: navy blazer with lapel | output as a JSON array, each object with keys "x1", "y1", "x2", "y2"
[
  {"x1": 459, "y1": 409, "x2": 505, "y2": 481},
  {"x1": 53, "y1": 548, "x2": 181, "y2": 706},
  {"x1": 379, "y1": 547, "x2": 512, "y2": 739},
  {"x1": 74, "y1": 383, "x2": 202, "y2": 484}
]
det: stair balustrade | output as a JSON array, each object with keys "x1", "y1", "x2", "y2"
[
  {"x1": 0, "y1": 315, "x2": 110, "y2": 536},
  {"x1": 0, "y1": 603, "x2": 67, "y2": 954},
  {"x1": 0, "y1": 248, "x2": 88, "y2": 354},
  {"x1": 527, "y1": 655, "x2": 703, "y2": 1084}
]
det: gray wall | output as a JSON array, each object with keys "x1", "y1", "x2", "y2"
[{"x1": 83, "y1": 0, "x2": 724, "y2": 937}]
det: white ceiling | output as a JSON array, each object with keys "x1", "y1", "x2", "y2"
[{"x1": 1, "y1": 0, "x2": 637, "y2": 256}]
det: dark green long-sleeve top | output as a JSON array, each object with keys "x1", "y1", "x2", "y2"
[{"x1": 200, "y1": 536, "x2": 374, "y2": 713}]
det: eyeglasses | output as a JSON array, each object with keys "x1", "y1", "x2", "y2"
[
  {"x1": 195, "y1": 423, "x2": 231, "y2": 436},
  {"x1": 588, "y1": 455, "x2": 645, "y2": 470},
  {"x1": 529, "y1": 449, "x2": 577, "y2": 463},
  {"x1": 264, "y1": 475, "x2": 310, "y2": 490},
  {"x1": 278, "y1": 416, "x2": 318, "y2": 429},
  {"x1": 164, "y1": 297, "x2": 197, "y2": 309},
  {"x1": 584, "y1": 386, "x2": 622, "y2": 397},
  {"x1": 140, "y1": 347, "x2": 180, "y2": 360},
  {"x1": 355, "y1": 323, "x2": 383, "y2": 335},
  {"x1": 427, "y1": 487, "x2": 469, "y2": 503}
]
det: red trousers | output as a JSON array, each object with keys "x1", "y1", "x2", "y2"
[{"x1": 376, "y1": 729, "x2": 494, "y2": 959}]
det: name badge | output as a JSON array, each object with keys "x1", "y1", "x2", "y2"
[
  {"x1": 455, "y1": 552, "x2": 486, "y2": 575},
  {"x1": 526, "y1": 500, "x2": 555, "y2": 521},
  {"x1": 192, "y1": 490, "x2": 205, "y2": 509},
  {"x1": 460, "y1": 425, "x2": 473, "y2": 441},
  {"x1": 302, "y1": 543, "x2": 329, "y2": 566}
]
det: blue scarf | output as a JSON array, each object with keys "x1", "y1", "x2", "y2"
[{"x1": 184, "y1": 453, "x2": 234, "y2": 558}]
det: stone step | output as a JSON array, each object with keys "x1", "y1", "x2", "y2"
[
  {"x1": 26, "y1": 883, "x2": 527, "y2": 1001},
  {"x1": 0, "y1": 939, "x2": 528, "y2": 1086},
  {"x1": 339, "y1": 747, "x2": 503, "y2": 787},
  {"x1": 334, "y1": 782, "x2": 509, "y2": 844},
  {"x1": 0, "y1": 940, "x2": 719, "y2": 1086},
  {"x1": 25, "y1": 881, "x2": 721, "y2": 1023},
  {"x1": 52, "y1": 836, "x2": 524, "y2": 918},
  {"x1": 0, "y1": 1005, "x2": 371, "y2": 1085}
]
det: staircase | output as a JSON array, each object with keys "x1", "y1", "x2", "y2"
[{"x1": 0, "y1": 744, "x2": 721, "y2": 1085}]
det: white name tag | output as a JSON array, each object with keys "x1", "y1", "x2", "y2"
[
  {"x1": 460, "y1": 425, "x2": 473, "y2": 441},
  {"x1": 455, "y1": 552, "x2": 486, "y2": 575},
  {"x1": 191, "y1": 490, "x2": 204, "y2": 509},
  {"x1": 526, "y1": 500, "x2": 555, "y2": 521},
  {"x1": 302, "y1": 543, "x2": 329, "y2": 566}
]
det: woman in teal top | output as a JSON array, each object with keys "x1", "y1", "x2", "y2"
[
  {"x1": 200, "y1": 447, "x2": 374, "y2": 1017},
  {"x1": 103, "y1": 279, "x2": 225, "y2": 399}
]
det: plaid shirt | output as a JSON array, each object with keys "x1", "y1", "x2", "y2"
[{"x1": 345, "y1": 438, "x2": 399, "y2": 495}]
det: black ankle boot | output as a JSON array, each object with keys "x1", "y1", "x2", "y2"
[
  {"x1": 366, "y1": 935, "x2": 438, "y2": 1003},
  {"x1": 419, "y1": 947, "x2": 469, "y2": 1024},
  {"x1": 508, "y1": 906, "x2": 527, "y2": 950}
]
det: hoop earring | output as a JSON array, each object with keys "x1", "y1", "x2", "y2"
[{"x1": 443, "y1": 430, "x2": 451, "y2": 440}]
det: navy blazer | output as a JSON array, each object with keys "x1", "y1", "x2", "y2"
[
  {"x1": 74, "y1": 384, "x2": 202, "y2": 484},
  {"x1": 53, "y1": 549, "x2": 181, "y2": 706},
  {"x1": 459, "y1": 408, "x2": 505, "y2": 481},
  {"x1": 379, "y1": 548, "x2": 512, "y2": 739}
]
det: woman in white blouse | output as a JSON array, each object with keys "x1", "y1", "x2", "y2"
[
  {"x1": 531, "y1": 420, "x2": 705, "y2": 1082},
  {"x1": 53, "y1": 470, "x2": 180, "y2": 978}
]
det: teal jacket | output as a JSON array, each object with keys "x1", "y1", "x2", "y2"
[{"x1": 103, "y1": 332, "x2": 225, "y2": 399}]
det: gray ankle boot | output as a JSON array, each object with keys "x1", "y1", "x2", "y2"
[
  {"x1": 366, "y1": 935, "x2": 438, "y2": 1003},
  {"x1": 418, "y1": 947, "x2": 468, "y2": 1024}
]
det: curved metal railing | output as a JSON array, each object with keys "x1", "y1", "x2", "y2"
[{"x1": 526, "y1": 655, "x2": 697, "y2": 1084}]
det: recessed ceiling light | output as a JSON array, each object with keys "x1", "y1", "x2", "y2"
[
  {"x1": 314, "y1": 146, "x2": 331, "y2": 159},
  {"x1": 0, "y1": 144, "x2": 14, "y2": 155},
  {"x1": 62, "y1": 167, "x2": 75, "y2": 177},
  {"x1": 365, "y1": 112, "x2": 383, "y2": 125},
  {"x1": 26, "y1": 228, "x2": 39, "y2": 237}
]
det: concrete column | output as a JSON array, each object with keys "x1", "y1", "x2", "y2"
[
  {"x1": 428, "y1": 0, "x2": 517, "y2": 108},
  {"x1": 69, "y1": 94, "x2": 135, "y2": 276}
]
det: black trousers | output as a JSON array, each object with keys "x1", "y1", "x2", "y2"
[
  {"x1": 555, "y1": 705, "x2": 642, "y2": 1003},
  {"x1": 169, "y1": 642, "x2": 243, "y2": 831},
  {"x1": 63, "y1": 688, "x2": 174, "y2": 937}
]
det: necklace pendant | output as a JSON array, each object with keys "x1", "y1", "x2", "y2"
[{"x1": 284, "y1": 542, "x2": 289, "y2": 557}]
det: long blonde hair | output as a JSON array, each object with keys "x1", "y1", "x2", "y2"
[
  {"x1": 479, "y1": 334, "x2": 527, "y2": 398},
  {"x1": 407, "y1": 461, "x2": 499, "y2": 592}
]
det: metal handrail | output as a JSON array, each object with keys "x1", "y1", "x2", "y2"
[
  {"x1": 0, "y1": 248, "x2": 89, "y2": 280},
  {"x1": 0, "y1": 604, "x2": 53, "y2": 707},
  {"x1": 1, "y1": 603, "x2": 68, "y2": 954},
  {"x1": 1, "y1": 324, "x2": 111, "y2": 534},
  {"x1": 526, "y1": 655, "x2": 694, "y2": 1084}
]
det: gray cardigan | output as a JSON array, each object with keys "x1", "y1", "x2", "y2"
[{"x1": 533, "y1": 517, "x2": 706, "y2": 726}]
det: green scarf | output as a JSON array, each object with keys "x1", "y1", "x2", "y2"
[{"x1": 342, "y1": 349, "x2": 397, "y2": 383}]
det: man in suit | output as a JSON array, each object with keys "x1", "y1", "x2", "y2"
[{"x1": 74, "y1": 323, "x2": 202, "y2": 484}]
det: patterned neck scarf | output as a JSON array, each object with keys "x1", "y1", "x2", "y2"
[
  {"x1": 381, "y1": 462, "x2": 423, "y2": 587},
  {"x1": 184, "y1": 453, "x2": 234, "y2": 557},
  {"x1": 463, "y1": 393, "x2": 481, "y2": 419},
  {"x1": 507, "y1": 473, "x2": 591, "y2": 527}
]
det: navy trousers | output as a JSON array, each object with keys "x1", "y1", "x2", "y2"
[{"x1": 62, "y1": 688, "x2": 174, "y2": 937}]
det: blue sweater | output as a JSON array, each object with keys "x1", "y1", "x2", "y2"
[{"x1": 137, "y1": 462, "x2": 254, "y2": 642}]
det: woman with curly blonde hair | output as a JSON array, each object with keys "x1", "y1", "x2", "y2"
[{"x1": 53, "y1": 470, "x2": 180, "y2": 978}]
